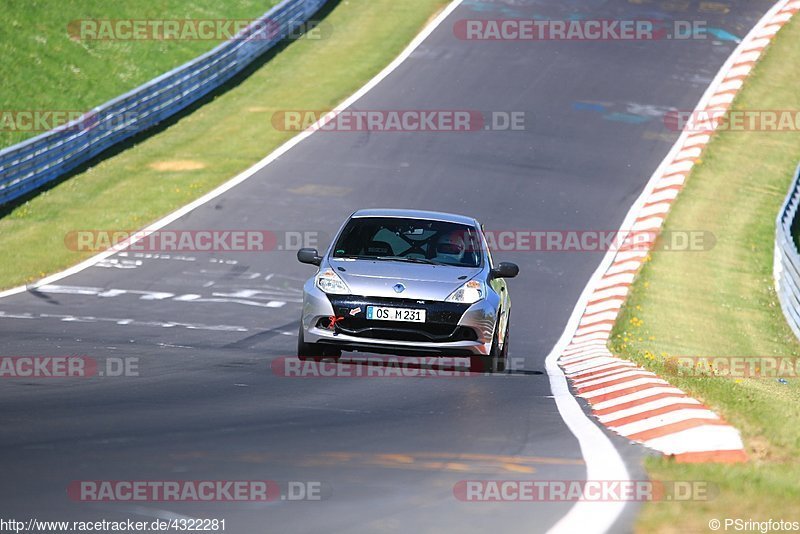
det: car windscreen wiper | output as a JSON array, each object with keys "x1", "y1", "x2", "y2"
[
  {"x1": 374, "y1": 256, "x2": 445, "y2": 265},
  {"x1": 335, "y1": 255, "x2": 447, "y2": 265}
]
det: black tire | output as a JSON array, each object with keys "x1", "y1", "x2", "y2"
[
  {"x1": 498, "y1": 313, "x2": 510, "y2": 372},
  {"x1": 470, "y1": 321, "x2": 507, "y2": 374},
  {"x1": 470, "y1": 346, "x2": 498, "y2": 374},
  {"x1": 297, "y1": 325, "x2": 341, "y2": 361}
]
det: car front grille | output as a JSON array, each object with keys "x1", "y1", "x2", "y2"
[{"x1": 322, "y1": 296, "x2": 476, "y2": 343}]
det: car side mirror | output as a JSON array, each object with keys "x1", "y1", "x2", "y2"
[
  {"x1": 297, "y1": 248, "x2": 322, "y2": 266},
  {"x1": 491, "y1": 262, "x2": 519, "y2": 279}
]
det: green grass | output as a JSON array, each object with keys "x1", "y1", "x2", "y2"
[
  {"x1": 0, "y1": 0, "x2": 281, "y2": 148},
  {"x1": 606, "y1": 15, "x2": 800, "y2": 533},
  {"x1": 0, "y1": 0, "x2": 449, "y2": 288}
]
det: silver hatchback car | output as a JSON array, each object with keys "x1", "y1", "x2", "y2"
[{"x1": 296, "y1": 209, "x2": 519, "y2": 372}]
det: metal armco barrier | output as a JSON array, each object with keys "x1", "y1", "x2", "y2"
[
  {"x1": 0, "y1": 0, "x2": 328, "y2": 205},
  {"x1": 775, "y1": 163, "x2": 800, "y2": 340}
]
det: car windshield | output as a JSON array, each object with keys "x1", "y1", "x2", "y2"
[{"x1": 332, "y1": 217, "x2": 483, "y2": 268}]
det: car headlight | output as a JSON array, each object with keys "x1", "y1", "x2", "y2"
[
  {"x1": 316, "y1": 268, "x2": 350, "y2": 295},
  {"x1": 445, "y1": 279, "x2": 485, "y2": 304}
]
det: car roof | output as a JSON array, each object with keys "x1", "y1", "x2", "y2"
[{"x1": 351, "y1": 209, "x2": 479, "y2": 227}]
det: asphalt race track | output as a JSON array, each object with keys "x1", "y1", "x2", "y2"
[{"x1": 0, "y1": 1, "x2": 776, "y2": 532}]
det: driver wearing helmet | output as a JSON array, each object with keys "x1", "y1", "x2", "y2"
[{"x1": 434, "y1": 231, "x2": 467, "y2": 265}]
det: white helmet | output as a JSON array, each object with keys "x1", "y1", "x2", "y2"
[{"x1": 434, "y1": 232, "x2": 466, "y2": 264}]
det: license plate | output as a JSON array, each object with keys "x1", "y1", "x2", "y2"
[{"x1": 366, "y1": 306, "x2": 426, "y2": 323}]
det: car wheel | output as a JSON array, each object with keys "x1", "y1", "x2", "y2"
[
  {"x1": 498, "y1": 313, "x2": 510, "y2": 372},
  {"x1": 470, "y1": 322, "x2": 506, "y2": 374},
  {"x1": 297, "y1": 325, "x2": 341, "y2": 361}
]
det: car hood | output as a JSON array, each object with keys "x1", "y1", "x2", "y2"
[{"x1": 329, "y1": 259, "x2": 482, "y2": 301}]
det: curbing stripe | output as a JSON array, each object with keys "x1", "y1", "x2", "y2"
[
  {"x1": 610, "y1": 409, "x2": 721, "y2": 436},
  {"x1": 603, "y1": 402, "x2": 709, "y2": 427},
  {"x1": 626, "y1": 419, "x2": 729, "y2": 442},
  {"x1": 598, "y1": 397, "x2": 702, "y2": 423},
  {"x1": 580, "y1": 378, "x2": 671, "y2": 400},
  {"x1": 576, "y1": 371, "x2": 658, "y2": 390},
  {"x1": 645, "y1": 425, "x2": 749, "y2": 456},
  {"x1": 588, "y1": 383, "x2": 686, "y2": 405},
  {"x1": 573, "y1": 369, "x2": 639, "y2": 385},
  {"x1": 592, "y1": 388, "x2": 688, "y2": 412}
]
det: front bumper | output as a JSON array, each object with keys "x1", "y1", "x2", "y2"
[{"x1": 300, "y1": 282, "x2": 497, "y2": 356}]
